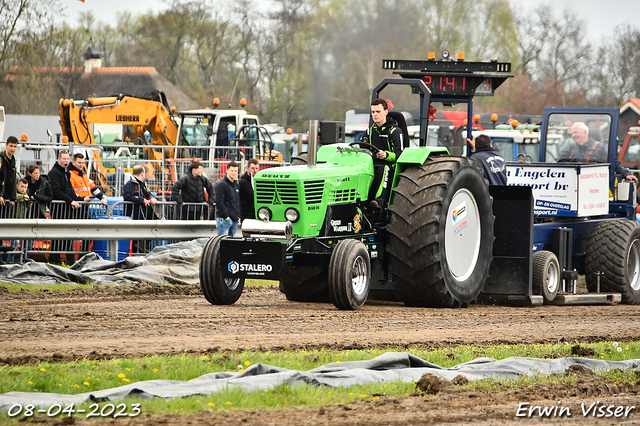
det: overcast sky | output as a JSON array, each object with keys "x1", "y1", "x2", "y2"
[{"x1": 61, "y1": 0, "x2": 635, "y2": 43}]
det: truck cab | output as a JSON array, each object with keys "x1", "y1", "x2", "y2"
[{"x1": 176, "y1": 109, "x2": 260, "y2": 163}]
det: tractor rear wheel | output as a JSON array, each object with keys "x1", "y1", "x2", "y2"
[
  {"x1": 532, "y1": 250, "x2": 560, "y2": 303},
  {"x1": 328, "y1": 239, "x2": 371, "y2": 310},
  {"x1": 199, "y1": 235, "x2": 245, "y2": 305},
  {"x1": 279, "y1": 264, "x2": 329, "y2": 302},
  {"x1": 585, "y1": 220, "x2": 640, "y2": 304},
  {"x1": 386, "y1": 156, "x2": 494, "y2": 307}
]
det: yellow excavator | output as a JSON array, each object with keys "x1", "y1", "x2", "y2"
[{"x1": 58, "y1": 90, "x2": 178, "y2": 195}]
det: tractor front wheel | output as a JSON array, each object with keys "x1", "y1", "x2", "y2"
[
  {"x1": 199, "y1": 235, "x2": 245, "y2": 305},
  {"x1": 328, "y1": 239, "x2": 371, "y2": 310}
]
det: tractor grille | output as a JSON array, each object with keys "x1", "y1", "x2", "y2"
[
  {"x1": 329, "y1": 189, "x2": 357, "y2": 203},
  {"x1": 255, "y1": 181, "x2": 299, "y2": 205},
  {"x1": 304, "y1": 180, "x2": 324, "y2": 204}
]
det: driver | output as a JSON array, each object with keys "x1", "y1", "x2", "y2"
[
  {"x1": 361, "y1": 98, "x2": 403, "y2": 208},
  {"x1": 558, "y1": 122, "x2": 637, "y2": 183}
]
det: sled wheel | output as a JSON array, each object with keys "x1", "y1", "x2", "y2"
[
  {"x1": 585, "y1": 220, "x2": 640, "y2": 304},
  {"x1": 199, "y1": 235, "x2": 244, "y2": 305},
  {"x1": 328, "y1": 239, "x2": 371, "y2": 310},
  {"x1": 532, "y1": 250, "x2": 560, "y2": 303},
  {"x1": 386, "y1": 156, "x2": 494, "y2": 307}
]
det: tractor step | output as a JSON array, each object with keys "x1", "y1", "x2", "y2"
[{"x1": 549, "y1": 293, "x2": 622, "y2": 305}]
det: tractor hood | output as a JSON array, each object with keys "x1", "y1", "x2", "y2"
[{"x1": 253, "y1": 145, "x2": 374, "y2": 238}]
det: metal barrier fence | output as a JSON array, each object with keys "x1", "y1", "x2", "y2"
[
  {"x1": 15, "y1": 142, "x2": 286, "y2": 198},
  {"x1": 0, "y1": 200, "x2": 211, "y2": 264}
]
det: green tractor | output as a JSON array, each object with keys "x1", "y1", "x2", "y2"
[{"x1": 200, "y1": 57, "x2": 513, "y2": 309}]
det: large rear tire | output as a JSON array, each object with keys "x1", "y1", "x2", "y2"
[
  {"x1": 532, "y1": 250, "x2": 560, "y2": 303},
  {"x1": 585, "y1": 220, "x2": 640, "y2": 304},
  {"x1": 199, "y1": 235, "x2": 245, "y2": 305},
  {"x1": 386, "y1": 156, "x2": 494, "y2": 307},
  {"x1": 328, "y1": 239, "x2": 371, "y2": 310}
]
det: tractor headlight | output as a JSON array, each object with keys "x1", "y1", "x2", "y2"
[
  {"x1": 285, "y1": 208, "x2": 300, "y2": 222},
  {"x1": 257, "y1": 207, "x2": 272, "y2": 222}
]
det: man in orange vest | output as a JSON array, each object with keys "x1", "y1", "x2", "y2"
[
  {"x1": 68, "y1": 152, "x2": 108, "y2": 252},
  {"x1": 68, "y1": 153, "x2": 108, "y2": 205}
]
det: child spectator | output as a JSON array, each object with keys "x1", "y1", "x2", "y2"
[{"x1": 7, "y1": 178, "x2": 30, "y2": 263}]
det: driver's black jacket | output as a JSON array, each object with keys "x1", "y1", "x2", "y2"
[{"x1": 362, "y1": 116, "x2": 403, "y2": 163}]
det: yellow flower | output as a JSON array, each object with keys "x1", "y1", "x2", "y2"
[
  {"x1": 336, "y1": 361, "x2": 341, "y2": 363},
  {"x1": 238, "y1": 369, "x2": 245, "y2": 373},
  {"x1": 373, "y1": 396, "x2": 380, "y2": 399},
  {"x1": 153, "y1": 368, "x2": 158, "y2": 373},
  {"x1": 328, "y1": 391, "x2": 331, "y2": 395},
  {"x1": 264, "y1": 389, "x2": 269, "y2": 393},
  {"x1": 225, "y1": 401, "x2": 232, "y2": 405},
  {"x1": 40, "y1": 368, "x2": 46, "y2": 372},
  {"x1": 197, "y1": 400, "x2": 201, "y2": 403},
  {"x1": 28, "y1": 381, "x2": 33, "y2": 384},
  {"x1": 359, "y1": 394, "x2": 367, "y2": 398},
  {"x1": 126, "y1": 368, "x2": 131, "y2": 371},
  {"x1": 122, "y1": 378, "x2": 130, "y2": 383},
  {"x1": 58, "y1": 384, "x2": 62, "y2": 387},
  {"x1": 118, "y1": 373, "x2": 125, "y2": 378},
  {"x1": 348, "y1": 392, "x2": 353, "y2": 396},
  {"x1": 244, "y1": 361, "x2": 250, "y2": 367},
  {"x1": 83, "y1": 382, "x2": 90, "y2": 386},
  {"x1": 286, "y1": 361, "x2": 291, "y2": 364},
  {"x1": 208, "y1": 402, "x2": 215, "y2": 407}
]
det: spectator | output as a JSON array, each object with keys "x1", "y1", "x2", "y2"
[
  {"x1": 215, "y1": 161, "x2": 241, "y2": 236},
  {"x1": 68, "y1": 153, "x2": 107, "y2": 252},
  {"x1": 467, "y1": 135, "x2": 508, "y2": 185},
  {"x1": 68, "y1": 153, "x2": 108, "y2": 206},
  {"x1": 124, "y1": 164, "x2": 158, "y2": 220},
  {"x1": 7, "y1": 178, "x2": 30, "y2": 263},
  {"x1": 0, "y1": 136, "x2": 19, "y2": 217},
  {"x1": 26, "y1": 164, "x2": 52, "y2": 262},
  {"x1": 171, "y1": 160, "x2": 215, "y2": 220},
  {"x1": 48, "y1": 150, "x2": 84, "y2": 264},
  {"x1": 27, "y1": 164, "x2": 52, "y2": 219},
  {"x1": 239, "y1": 158, "x2": 259, "y2": 220},
  {"x1": 67, "y1": 154, "x2": 107, "y2": 252},
  {"x1": 123, "y1": 164, "x2": 158, "y2": 254}
]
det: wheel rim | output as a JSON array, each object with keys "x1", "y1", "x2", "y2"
[
  {"x1": 224, "y1": 278, "x2": 241, "y2": 291},
  {"x1": 546, "y1": 260, "x2": 560, "y2": 294},
  {"x1": 351, "y1": 255, "x2": 368, "y2": 297},
  {"x1": 444, "y1": 188, "x2": 481, "y2": 282},
  {"x1": 627, "y1": 239, "x2": 640, "y2": 291}
]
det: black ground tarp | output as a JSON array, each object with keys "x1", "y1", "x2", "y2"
[{"x1": 0, "y1": 239, "x2": 207, "y2": 286}]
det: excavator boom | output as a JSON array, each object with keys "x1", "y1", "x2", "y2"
[{"x1": 58, "y1": 91, "x2": 179, "y2": 194}]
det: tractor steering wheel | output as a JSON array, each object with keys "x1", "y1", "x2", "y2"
[{"x1": 349, "y1": 141, "x2": 380, "y2": 156}]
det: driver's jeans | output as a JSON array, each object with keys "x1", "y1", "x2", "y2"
[{"x1": 368, "y1": 162, "x2": 392, "y2": 207}]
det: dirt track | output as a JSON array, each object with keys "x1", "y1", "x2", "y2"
[{"x1": 1, "y1": 284, "x2": 640, "y2": 425}]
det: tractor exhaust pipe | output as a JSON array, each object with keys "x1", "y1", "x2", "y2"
[
  {"x1": 308, "y1": 120, "x2": 318, "y2": 167},
  {"x1": 241, "y1": 219, "x2": 293, "y2": 242}
]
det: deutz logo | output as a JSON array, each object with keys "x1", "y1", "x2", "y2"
[{"x1": 272, "y1": 191, "x2": 282, "y2": 205}]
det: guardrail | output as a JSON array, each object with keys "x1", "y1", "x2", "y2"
[
  {"x1": 0, "y1": 200, "x2": 215, "y2": 263},
  {"x1": 0, "y1": 219, "x2": 216, "y2": 261}
]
